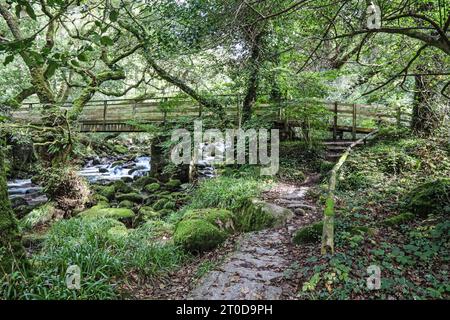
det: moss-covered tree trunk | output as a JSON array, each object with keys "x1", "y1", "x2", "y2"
[
  {"x1": 411, "y1": 72, "x2": 439, "y2": 135},
  {"x1": 0, "y1": 138, "x2": 28, "y2": 274}
]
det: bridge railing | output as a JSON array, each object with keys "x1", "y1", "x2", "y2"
[
  {"x1": 14, "y1": 96, "x2": 412, "y2": 133},
  {"x1": 256, "y1": 99, "x2": 411, "y2": 139}
]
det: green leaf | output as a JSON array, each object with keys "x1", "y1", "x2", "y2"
[
  {"x1": 15, "y1": 4, "x2": 22, "y2": 18},
  {"x1": 3, "y1": 55, "x2": 14, "y2": 66},
  {"x1": 25, "y1": 3, "x2": 37, "y2": 20},
  {"x1": 77, "y1": 52, "x2": 88, "y2": 62},
  {"x1": 100, "y1": 36, "x2": 114, "y2": 46},
  {"x1": 109, "y1": 10, "x2": 119, "y2": 22},
  {"x1": 46, "y1": 61, "x2": 58, "y2": 78},
  {"x1": 70, "y1": 59, "x2": 80, "y2": 67}
]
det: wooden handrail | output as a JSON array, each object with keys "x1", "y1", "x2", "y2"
[{"x1": 321, "y1": 129, "x2": 379, "y2": 255}]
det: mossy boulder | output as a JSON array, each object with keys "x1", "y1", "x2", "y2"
[
  {"x1": 152, "y1": 197, "x2": 175, "y2": 211},
  {"x1": 140, "y1": 220, "x2": 174, "y2": 240},
  {"x1": 20, "y1": 202, "x2": 57, "y2": 230},
  {"x1": 403, "y1": 178, "x2": 450, "y2": 216},
  {"x1": 158, "y1": 208, "x2": 175, "y2": 218},
  {"x1": 111, "y1": 160, "x2": 125, "y2": 168},
  {"x1": 165, "y1": 179, "x2": 181, "y2": 191},
  {"x1": 236, "y1": 199, "x2": 293, "y2": 232},
  {"x1": 96, "y1": 185, "x2": 115, "y2": 201},
  {"x1": 383, "y1": 212, "x2": 415, "y2": 227},
  {"x1": 11, "y1": 198, "x2": 33, "y2": 219},
  {"x1": 144, "y1": 183, "x2": 161, "y2": 193},
  {"x1": 106, "y1": 224, "x2": 129, "y2": 240},
  {"x1": 293, "y1": 222, "x2": 323, "y2": 244},
  {"x1": 113, "y1": 180, "x2": 134, "y2": 194},
  {"x1": 118, "y1": 200, "x2": 134, "y2": 209},
  {"x1": 21, "y1": 232, "x2": 47, "y2": 248},
  {"x1": 183, "y1": 208, "x2": 235, "y2": 233},
  {"x1": 132, "y1": 176, "x2": 159, "y2": 190},
  {"x1": 133, "y1": 206, "x2": 161, "y2": 226},
  {"x1": 113, "y1": 145, "x2": 128, "y2": 154},
  {"x1": 116, "y1": 193, "x2": 144, "y2": 204},
  {"x1": 92, "y1": 194, "x2": 109, "y2": 205},
  {"x1": 78, "y1": 203, "x2": 135, "y2": 220},
  {"x1": 174, "y1": 219, "x2": 227, "y2": 253}
]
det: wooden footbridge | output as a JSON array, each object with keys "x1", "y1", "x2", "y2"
[{"x1": 12, "y1": 95, "x2": 412, "y2": 139}]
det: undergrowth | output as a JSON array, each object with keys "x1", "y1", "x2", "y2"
[{"x1": 297, "y1": 127, "x2": 450, "y2": 299}]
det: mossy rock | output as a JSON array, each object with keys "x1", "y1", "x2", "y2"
[
  {"x1": 21, "y1": 233, "x2": 47, "y2": 248},
  {"x1": 293, "y1": 222, "x2": 323, "y2": 244},
  {"x1": 152, "y1": 198, "x2": 174, "y2": 211},
  {"x1": 92, "y1": 193, "x2": 109, "y2": 205},
  {"x1": 121, "y1": 176, "x2": 134, "y2": 183},
  {"x1": 140, "y1": 220, "x2": 174, "y2": 239},
  {"x1": 174, "y1": 219, "x2": 227, "y2": 253},
  {"x1": 11, "y1": 199, "x2": 34, "y2": 219},
  {"x1": 113, "y1": 180, "x2": 134, "y2": 194},
  {"x1": 236, "y1": 199, "x2": 293, "y2": 232},
  {"x1": 106, "y1": 224, "x2": 129, "y2": 240},
  {"x1": 383, "y1": 212, "x2": 415, "y2": 227},
  {"x1": 165, "y1": 179, "x2": 182, "y2": 191},
  {"x1": 183, "y1": 208, "x2": 235, "y2": 233},
  {"x1": 111, "y1": 160, "x2": 125, "y2": 168},
  {"x1": 350, "y1": 225, "x2": 377, "y2": 236},
  {"x1": 20, "y1": 202, "x2": 56, "y2": 230},
  {"x1": 113, "y1": 145, "x2": 128, "y2": 154},
  {"x1": 96, "y1": 185, "x2": 115, "y2": 201},
  {"x1": 403, "y1": 178, "x2": 450, "y2": 216},
  {"x1": 116, "y1": 193, "x2": 144, "y2": 203},
  {"x1": 158, "y1": 208, "x2": 175, "y2": 218},
  {"x1": 118, "y1": 200, "x2": 134, "y2": 209},
  {"x1": 78, "y1": 203, "x2": 135, "y2": 220},
  {"x1": 132, "y1": 176, "x2": 159, "y2": 189},
  {"x1": 144, "y1": 183, "x2": 161, "y2": 193},
  {"x1": 133, "y1": 206, "x2": 161, "y2": 226}
]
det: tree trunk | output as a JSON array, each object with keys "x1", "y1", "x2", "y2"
[
  {"x1": 242, "y1": 31, "x2": 265, "y2": 124},
  {"x1": 411, "y1": 73, "x2": 439, "y2": 135},
  {"x1": 0, "y1": 138, "x2": 28, "y2": 274}
]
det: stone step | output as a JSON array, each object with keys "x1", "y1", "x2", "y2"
[
  {"x1": 326, "y1": 146, "x2": 347, "y2": 152},
  {"x1": 323, "y1": 140, "x2": 362, "y2": 146}
]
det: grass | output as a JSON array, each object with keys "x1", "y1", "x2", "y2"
[
  {"x1": 185, "y1": 175, "x2": 266, "y2": 211},
  {"x1": 1, "y1": 217, "x2": 190, "y2": 299}
]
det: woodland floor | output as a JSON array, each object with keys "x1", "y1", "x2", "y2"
[{"x1": 122, "y1": 177, "x2": 322, "y2": 300}]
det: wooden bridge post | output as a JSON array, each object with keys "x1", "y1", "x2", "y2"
[
  {"x1": 237, "y1": 94, "x2": 241, "y2": 128},
  {"x1": 333, "y1": 102, "x2": 338, "y2": 141},
  {"x1": 103, "y1": 100, "x2": 108, "y2": 131},
  {"x1": 352, "y1": 103, "x2": 357, "y2": 140}
]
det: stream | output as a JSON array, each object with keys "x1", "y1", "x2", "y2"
[{"x1": 7, "y1": 144, "x2": 219, "y2": 208}]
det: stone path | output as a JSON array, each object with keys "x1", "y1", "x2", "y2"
[{"x1": 188, "y1": 181, "x2": 320, "y2": 300}]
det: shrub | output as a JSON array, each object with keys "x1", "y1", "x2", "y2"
[
  {"x1": 403, "y1": 178, "x2": 450, "y2": 216},
  {"x1": 383, "y1": 213, "x2": 415, "y2": 227}
]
